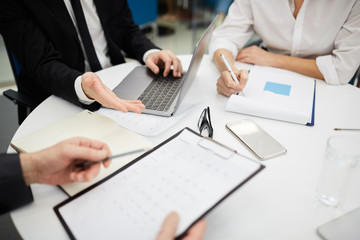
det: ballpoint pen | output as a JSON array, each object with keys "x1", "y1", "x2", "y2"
[
  {"x1": 334, "y1": 128, "x2": 360, "y2": 131},
  {"x1": 75, "y1": 148, "x2": 146, "y2": 168},
  {"x1": 220, "y1": 53, "x2": 245, "y2": 96}
]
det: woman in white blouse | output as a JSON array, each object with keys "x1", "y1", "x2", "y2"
[{"x1": 209, "y1": 0, "x2": 360, "y2": 96}]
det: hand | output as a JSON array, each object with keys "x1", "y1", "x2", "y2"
[
  {"x1": 156, "y1": 212, "x2": 206, "y2": 240},
  {"x1": 145, "y1": 50, "x2": 183, "y2": 78},
  {"x1": 19, "y1": 137, "x2": 112, "y2": 185},
  {"x1": 236, "y1": 45, "x2": 275, "y2": 66},
  {"x1": 217, "y1": 69, "x2": 248, "y2": 97},
  {"x1": 81, "y1": 72, "x2": 145, "y2": 113}
]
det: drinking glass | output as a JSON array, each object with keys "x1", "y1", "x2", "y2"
[{"x1": 316, "y1": 135, "x2": 360, "y2": 207}]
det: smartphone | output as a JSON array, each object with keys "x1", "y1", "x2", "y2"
[{"x1": 226, "y1": 119, "x2": 287, "y2": 160}]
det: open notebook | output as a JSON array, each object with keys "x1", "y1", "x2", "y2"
[
  {"x1": 54, "y1": 128, "x2": 264, "y2": 239},
  {"x1": 226, "y1": 65, "x2": 316, "y2": 126},
  {"x1": 10, "y1": 110, "x2": 153, "y2": 196}
]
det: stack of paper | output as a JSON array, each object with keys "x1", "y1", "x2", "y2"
[{"x1": 225, "y1": 66, "x2": 316, "y2": 125}]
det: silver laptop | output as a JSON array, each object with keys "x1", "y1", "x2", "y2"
[{"x1": 113, "y1": 15, "x2": 218, "y2": 117}]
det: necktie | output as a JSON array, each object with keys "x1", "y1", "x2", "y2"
[{"x1": 70, "y1": 0, "x2": 102, "y2": 72}]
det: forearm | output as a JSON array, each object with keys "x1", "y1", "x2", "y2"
[
  {"x1": 213, "y1": 49, "x2": 237, "y2": 73},
  {"x1": 19, "y1": 153, "x2": 37, "y2": 186},
  {"x1": 270, "y1": 53, "x2": 325, "y2": 80}
]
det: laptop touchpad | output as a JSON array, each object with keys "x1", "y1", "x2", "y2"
[{"x1": 113, "y1": 66, "x2": 154, "y2": 100}]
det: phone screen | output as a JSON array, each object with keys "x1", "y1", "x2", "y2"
[{"x1": 226, "y1": 119, "x2": 286, "y2": 160}]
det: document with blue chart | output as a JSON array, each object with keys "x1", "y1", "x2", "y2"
[
  {"x1": 226, "y1": 65, "x2": 316, "y2": 125},
  {"x1": 54, "y1": 128, "x2": 264, "y2": 240}
]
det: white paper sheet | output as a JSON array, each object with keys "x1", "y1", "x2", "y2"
[
  {"x1": 56, "y1": 129, "x2": 263, "y2": 240},
  {"x1": 96, "y1": 102, "x2": 200, "y2": 136}
]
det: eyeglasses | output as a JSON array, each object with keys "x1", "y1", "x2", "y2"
[{"x1": 198, "y1": 107, "x2": 213, "y2": 138}]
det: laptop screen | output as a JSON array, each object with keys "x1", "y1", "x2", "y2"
[{"x1": 173, "y1": 15, "x2": 218, "y2": 115}]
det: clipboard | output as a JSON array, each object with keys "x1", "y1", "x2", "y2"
[{"x1": 54, "y1": 128, "x2": 265, "y2": 239}]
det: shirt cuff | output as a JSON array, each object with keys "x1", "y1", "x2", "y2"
[
  {"x1": 316, "y1": 55, "x2": 340, "y2": 85},
  {"x1": 209, "y1": 39, "x2": 238, "y2": 61},
  {"x1": 143, "y1": 49, "x2": 161, "y2": 63},
  {"x1": 74, "y1": 75, "x2": 96, "y2": 104}
]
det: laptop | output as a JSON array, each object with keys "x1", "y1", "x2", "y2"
[
  {"x1": 113, "y1": 15, "x2": 218, "y2": 117},
  {"x1": 317, "y1": 207, "x2": 360, "y2": 240}
]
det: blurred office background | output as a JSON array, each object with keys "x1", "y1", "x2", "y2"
[{"x1": 0, "y1": 1, "x2": 231, "y2": 238}]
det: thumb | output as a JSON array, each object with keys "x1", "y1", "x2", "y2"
[{"x1": 156, "y1": 212, "x2": 179, "y2": 240}]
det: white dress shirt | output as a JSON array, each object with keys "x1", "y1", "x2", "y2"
[
  {"x1": 209, "y1": 0, "x2": 360, "y2": 84},
  {"x1": 63, "y1": 0, "x2": 158, "y2": 103}
]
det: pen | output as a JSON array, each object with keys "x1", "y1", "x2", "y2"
[
  {"x1": 220, "y1": 54, "x2": 245, "y2": 96},
  {"x1": 220, "y1": 53, "x2": 239, "y2": 84},
  {"x1": 75, "y1": 148, "x2": 146, "y2": 168},
  {"x1": 334, "y1": 128, "x2": 360, "y2": 131}
]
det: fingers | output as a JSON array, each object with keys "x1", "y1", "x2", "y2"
[
  {"x1": 217, "y1": 71, "x2": 244, "y2": 97},
  {"x1": 64, "y1": 137, "x2": 111, "y2": 182},
  {"x1": 182, "y1": 219, "x2": 206, "y2": 240},
  {"x1": 81, "y1": 72, "x2": 146, "y2": 113},
  {"x1": 146, "y1": 58, "x2": 160, "y2": 75},
  {"x1": 107, "y1": 95, "x2": 145, "y2": 114},
  {"x1": 70, "y1": 163, "x2": 101, "y2": 182},
  {"x1": 146, "y1": 50, "x2": 182, "y2": 78},
  {"x1": 171, "y1": 55, "x2": 183, "y2": 77},
  {"x1": 236, "y1": 45, "x2": 272, "y2": 66},
  {"x1": 236, "y1": 48, "x2": 247, "y2": 62},
  {"x1": 239, "y1": 70, "x2": 249, "y2": 89},
  {"x1": 102, "y1": 159, "x2": 111, "y2": 168},
  {"x1": 65, "y1": 138, "x2": 111, "y2": 162},
  {"x1": 156, "y1": 211, "x2": 179, "y2": 240},
  {"x1": 72, "y1": 137, "x2": 111, "y2": 152}
]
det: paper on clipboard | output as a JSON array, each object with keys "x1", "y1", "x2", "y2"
[{"x1": 54, "y1": 128, "x2": 264, "y2": 239}]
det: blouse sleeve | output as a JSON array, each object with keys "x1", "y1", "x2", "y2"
[
  {"x1": 209, "y1": 0, "x2": 255, "y2": 60},
  {"x1": 316, "y1": 0, "x2": 360, "y2": 84}
]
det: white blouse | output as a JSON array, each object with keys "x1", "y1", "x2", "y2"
[{"x1": 209, "y1": 0, "x2": 360, "y2": 84}]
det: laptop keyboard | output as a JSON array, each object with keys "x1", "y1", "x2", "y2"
[{"x1": 138, "y1": 74, "x2": 184, "y2": 111}]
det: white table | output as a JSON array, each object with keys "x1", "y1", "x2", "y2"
[{"x1": 9, "y1": 55, "x2": 360, "y2": 240}]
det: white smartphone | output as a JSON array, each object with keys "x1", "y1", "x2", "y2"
[{"x1": 226, "y1": 119, "x2": 287, "y2": 160}]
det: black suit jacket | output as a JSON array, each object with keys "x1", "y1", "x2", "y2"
[
  {"x1": 0, "y1": 0, "x2": 159, "y2": 110},
  {"x1": 0, "y1": 154, "x2": 33, "y2": 214}
]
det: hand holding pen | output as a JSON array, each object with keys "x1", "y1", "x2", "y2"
[
  {"x1": 76, "y1": 148, "x2": 146, "y2": 168},
  {"x1": 217, "y1": 53, "x2": 248, "y2": 97}
]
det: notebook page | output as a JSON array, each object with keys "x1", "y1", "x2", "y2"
[{"x1": 57, "y1": 129, "x2": 262, "y2": 239}]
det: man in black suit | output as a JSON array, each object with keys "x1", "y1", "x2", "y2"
[
  {"x1": 0, "y1": 137, "x2": 206, "y2": 239},
  {"x1": 0, "y1": 0, "x2": 182, "y2": 115}
]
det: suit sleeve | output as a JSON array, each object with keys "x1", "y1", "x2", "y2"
[
  {"x1": 0, "y1": 154, "x2": 33, "y2": 214},
  {"x1": 99, "y1": 0, "x2": 160, "y2": 63},
  {"x1": 0, "y1": 0, "x2": 100, "y2": 110}
]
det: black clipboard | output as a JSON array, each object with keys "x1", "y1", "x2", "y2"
[{"x1": 54, "y1": 128, "x2": 265, "y2": 239}]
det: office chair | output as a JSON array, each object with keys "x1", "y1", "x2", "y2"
[
  {"x1": 127, "y1": 0, "x2": 158, "y2": 41},
  {"x1": 2, "y1": 37, "x2": 41, "y2": 125},
  {"x1": 350, "y1": 67, "x2": 360, "y2": 88}
]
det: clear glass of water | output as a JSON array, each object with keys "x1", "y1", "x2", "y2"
[{"x1": 316, "y1": 135, "x2": 360, "y2": 207}]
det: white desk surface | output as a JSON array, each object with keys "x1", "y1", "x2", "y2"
[{"x1": 8, "y1": 55, "x2": 360, "y2": 240}]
